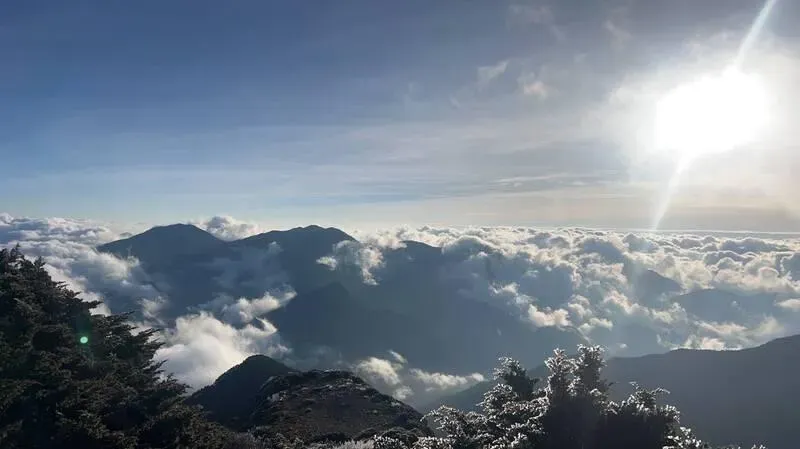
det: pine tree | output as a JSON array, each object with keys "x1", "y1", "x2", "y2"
[{"x1": 0, "y1": 248, "x2": 229, "y2": 449}]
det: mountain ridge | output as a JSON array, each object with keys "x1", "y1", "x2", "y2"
[
  {"x1": 186, "y1": 355, "x2": 297, "y2": 430},
  {"x1": 188, "y1": 358, "x2": 432, "y2": 442}
]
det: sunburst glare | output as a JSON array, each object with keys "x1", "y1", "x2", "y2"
[{"x1": 649, "y1": 0, "x2": 778, "y2": 231}]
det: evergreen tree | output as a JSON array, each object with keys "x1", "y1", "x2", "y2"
[
  {"x1": 0, "y1": 248, "x2": 229, "y2": 449},
  {"x1": 409, "y1": 345, "x2": 765, "y2": 449}
]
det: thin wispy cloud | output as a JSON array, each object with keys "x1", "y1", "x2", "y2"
[{"x1": 4, "y1": 1, "x2": 798, "y2": 230}]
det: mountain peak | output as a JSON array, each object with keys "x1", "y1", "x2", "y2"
[
  {"x1": 239, "y1": 225, "x2": 355, "y2": 245},
  {"x1": 97, "y1": 223, "x2": 223, "y2": 266},
  {"x1": 186, "y1": 354, "x2": 295, "y2": 429},
  {"x1": 250, "y1": 370, "x2": 431, "y2": 442},
  {"x1": 216, "y1": 354, "x2": 295, "y2": 383}
]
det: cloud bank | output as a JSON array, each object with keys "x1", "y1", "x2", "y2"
[
  {"x1": 324, "y1": 225, "x2": 800, "y2": 355},
  {"x1": 5, "y1": 213, "x2": 800, "y2": 398}
]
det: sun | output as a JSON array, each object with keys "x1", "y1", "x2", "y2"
[{"x1": 653, "y1": 68, "x2": 769, "y2": 159}]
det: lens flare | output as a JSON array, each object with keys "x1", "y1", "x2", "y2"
[{"x1": 649, "y1": 0, "x2": 777, "y2": 231}]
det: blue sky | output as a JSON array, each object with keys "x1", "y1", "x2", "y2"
[{"x1": 3, "y1": 0, "x2": 800, "y2": 230}]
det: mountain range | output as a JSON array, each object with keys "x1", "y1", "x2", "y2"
[{"x1": 97, "y1": 224, "x2": 589, "y2": 374}]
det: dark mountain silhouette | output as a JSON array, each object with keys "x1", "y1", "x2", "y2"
[
  {"x1": 250, "y1": 370, "x2": 431, "y2": 442},
  {"x1": 97, "y1": 224, "x2": 225, "y2": 267},
  {"x1": 265, "y1": 282, "x2": 422, "y2": 363},
  {"x1": 235, "y1": 225, "x2": 354, "y2": 255},
  {"x1": 96, "y1": 224, "x2": 356, "y2": 319},
  {"x1": 428, "y1": 334, "x2": 800, "y2": 449},
  {"x1": 671, "y1": 288, "x2": 776, "y2": 323},
  {"x1": 627, "y1": 267, "x2": 682, "y2": 305},
  {"x1": 188, "y1": 359, "x2": 431, "y2": 443},
  {"x1": 186, "y1": 355, "x2": 296, "y2": 429},
  {"x1": 233, "y1": 225, "x2": 357, "y2": 295},
  {"x1": 267, "y1": 281, "x2": 588, "y2": 374}
]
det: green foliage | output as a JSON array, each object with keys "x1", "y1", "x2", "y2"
[{"x1": 0, "y1": 247, "x2": 229, "y2": 449}]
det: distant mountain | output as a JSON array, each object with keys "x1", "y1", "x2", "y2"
[
  {"x1": 233, "y1": 225, "x2": 357, "y2": 294},
  {"x1": 98, "y1": 224, "x2": 224, "y2": 268},
  {"x1": 235, "y1": 225, "x2": 354, "y2": 255},
  {"x1": 265, "y1": 282, "x2": 415, "y2": 362},
  {"x1": 427, "y1": 334, "x2": 800, "y2": 449},
  {"x1": 671, "y1": 288, "x2": 777, "y2": 323},
  {"x1": 97, "y1": 224, "x2": 356, "y2": 319},
  {"x1": 186, "y1": 355, "x2": 296, "y2": 429},
  {"x1": 189, "y1": 360, "x2": 431, "y2": 442},
  {"x1": 98, "y1": 224, "x2": 587, "y2": 375}
]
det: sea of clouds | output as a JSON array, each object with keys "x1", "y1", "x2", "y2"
[{"x1": 3, "y1": 213, "x2": 800, "y2": 404}]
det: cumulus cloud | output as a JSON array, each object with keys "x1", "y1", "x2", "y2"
[
  {"x1": 318, "y1": 239, "x2": 396, "y2": 285},
  {"x1": 193, "y1": 215, "x2": 263, "y2": 241},
  {"x1": 0, "y1": 214, "x2": 161, "y2": 315},
  {"x1": 389, "y1": 350, "x2": 407, "y2": 364},
  {"x1": 408, "y1": 369, "x2": 485, "y2": 392},
  {"x1": 328, "y1": 225, "x2": 800, "y2": 355},
  {"x1": 353, "y1": 351, "x2": 485, "y2": 404},
  {"x1": 0, "y1": 213, "x2": 119, "y2": 245},
  {"x1": 155, "y1": 312, "x2": 289, "y2": 388},
  {"x1": 777, "y1": 298, "x2": 800, "y2": 311},
  {"x1": 355, "y1": 357, "x2": 403, "y2": 387},
  {"x1": 199, "y1": 291, "x2": 292, "y2": 326},
  {"x1": 528, "y1": 304, "x2": 571, "y2": 327}
]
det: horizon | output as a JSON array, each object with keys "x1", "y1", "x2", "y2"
[
  {"x1": 10, "y1": 212, "x2": 800, "y2": 244},
  {"x1": 3, "y1": 1, "x2": 800, "y2": 231}
]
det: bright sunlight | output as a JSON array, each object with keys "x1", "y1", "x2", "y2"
[{"x1": 654, "y1": 68, "x2": 769, "y2": 158}]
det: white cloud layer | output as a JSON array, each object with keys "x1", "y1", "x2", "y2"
[
  {"x1": 353, "y1": 351, "x2": 485, "y2": 403},
  {"x1": 0, "y1": 214, "x2": 158, "y2": 316},
  {"x1": 329, "y1": 225, "x2": 800, "y2": 354},
  {"x1": 6, "y1": 213, "x2": 800, "y2": 397},
  {"x1": 155, "y1": 312, "x2": 289, "y2": 388}
]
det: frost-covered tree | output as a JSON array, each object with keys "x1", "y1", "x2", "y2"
[{"x1": 388, "y1": 345, "x2": 764, "y2": 449}]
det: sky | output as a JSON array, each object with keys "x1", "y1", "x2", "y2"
[{"x1": 3, "y1": 0, "x2": 800, "y2": 231}]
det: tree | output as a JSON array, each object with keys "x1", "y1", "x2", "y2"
[
  {"x1": 0, "y1": 247, "x2": 229, "y2": 449},
  {"x1": 401, "y1": 345, "x2": 764, "y2": 449}
]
